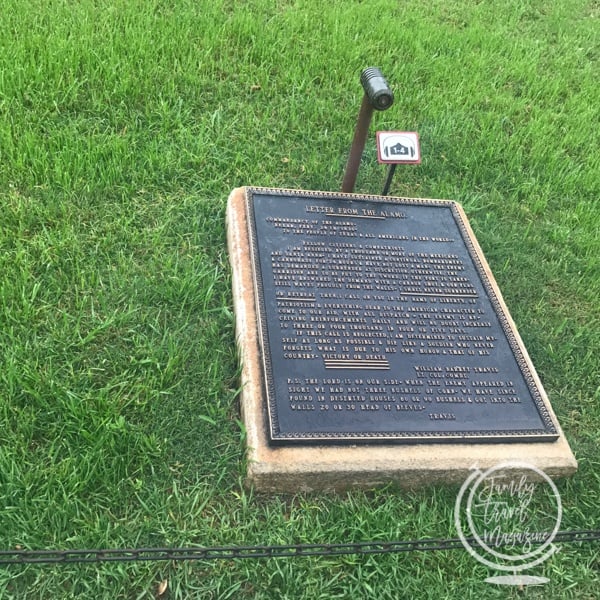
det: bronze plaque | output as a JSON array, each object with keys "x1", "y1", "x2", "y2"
[{"x1": 245, "y1": 188, "x2": 558, "y2": 444}]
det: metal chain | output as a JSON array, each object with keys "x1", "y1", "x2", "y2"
[{"x1": 1, "y1": 530, "x2": 598, "y2": 566}]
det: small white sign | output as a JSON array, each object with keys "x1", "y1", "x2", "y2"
[{"x1": 376, "y1": 131, "x2": 421, "y2": 164}]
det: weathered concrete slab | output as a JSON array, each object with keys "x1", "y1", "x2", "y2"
[{"x1": 226, "y1": 186, "x2": 577, "y2": 493}]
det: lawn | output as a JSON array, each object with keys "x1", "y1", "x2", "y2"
[{"x1": 0, "y1": 0, "x2": 598, "y2": 597}]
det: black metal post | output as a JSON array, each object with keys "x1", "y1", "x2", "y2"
[
  {"x1": 381, "y1": 163, "x2": 397, "y2": 196},
  {"x1": 341, "y1": 67, "x2": 394, "y2": 194}
]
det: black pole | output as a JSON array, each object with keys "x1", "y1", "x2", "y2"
[
  {"x1": 381, "y1": 163, "x2": 397, "y2": 196},
  {"x1": 341, "y1": 68, "x2": 394, "y2": 194}
]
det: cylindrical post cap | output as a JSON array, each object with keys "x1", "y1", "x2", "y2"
[{"x1": 360, "y1": 67, "x2": 394, "y2": 111}]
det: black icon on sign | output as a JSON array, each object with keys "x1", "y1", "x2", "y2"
[{"x1": 384, "y1": 138, "x2": 416, "y2": 158}]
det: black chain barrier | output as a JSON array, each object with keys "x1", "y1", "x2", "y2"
[{"x1": 1, "y1": 530, "x2": 599, "y2": 566}]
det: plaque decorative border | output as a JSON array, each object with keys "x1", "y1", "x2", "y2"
[{"x1": 244, "y1": 187, "x2": 558, "y2": 444}]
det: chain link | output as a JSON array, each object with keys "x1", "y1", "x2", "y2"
[{"x1": 1, "y1": 530, "x2": 598, "y2": 566}]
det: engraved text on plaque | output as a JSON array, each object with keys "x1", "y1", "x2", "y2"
[{"x1": 246, "y1": 188, "x2": 558, "y2": 444}]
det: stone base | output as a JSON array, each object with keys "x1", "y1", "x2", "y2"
[{"x1": 226, "y1": 187, "x2": 577, "y2": 493}]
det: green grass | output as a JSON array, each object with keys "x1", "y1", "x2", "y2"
[{"x1": 0, "y1": 0, "x2": 598, "y2": 597}]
